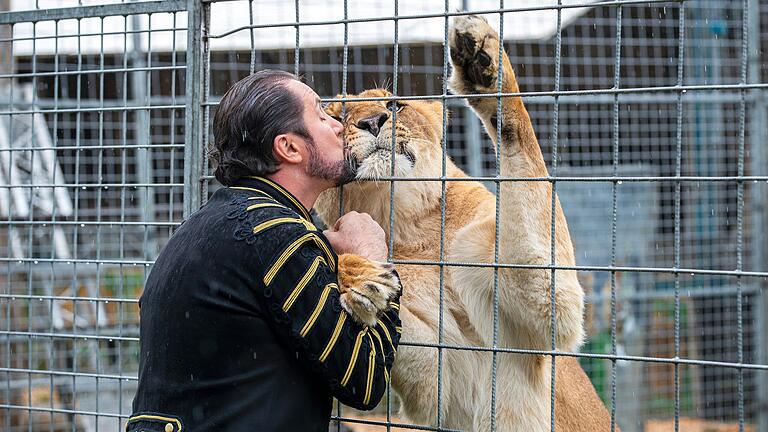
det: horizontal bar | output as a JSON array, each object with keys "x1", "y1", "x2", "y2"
[
  {"x1": 0, "y1": 143, "x2": 186, "y2": 152},
  {"x1": 0, "y1": 26, "x2": 187, "y2": 44},
  {"x1": 0, "y1": 0, "x2": 187, "y2": 25},
  {"x1": 0, "y1": 182, "x2": 182, "y2": 188},
  {"x1": 0, "y1": 257, "x2": 153, "y2": 265},
  {"x1": 391, "y1": 259, "x2": 768, "y2": 279},
  {"x1": 524, "y1": 90, "x2": 767, "y2": 106},
  {"x1": 0, "y1": 104, "x2": 185, "y2": 116},
  {"x1": 1, "y1": 220, "x2": 180, "y2": 227},
  {"x1": 201, "y1": 83, "x2": 768, "y2": 107},
  {"x1": 0, "y1": 283, "x2": 758, "y2": 307},
  {"x1": 205, "y1": 175, "x2": 768, "y2": 183},
  {"x1": 0, "y1": 64, "x2": 186, "y2": 80},
  {"x1": 1, "y1": 332, "x2": 763, "y2": 371},
  {"x1": 398, "y1": 341, "x2": 768, "y2": 371},
  {"x1": 2, "y1": 256, "x2": 762, "y2": 278},
  {"x1": 0, "y1": 366, "x2": 136, "y2": 381},
  {"x1": 0, "y1": 293, "x2": 138, "y2": 303},
  {"x1": 587, "y1": 284, "x2": 760, "y2": 302},
  {"x1": 198, "y1": 174, "x2": 768, "y2": 183},
  {"x1": 0, "y1": 404, "x2": 126, "y2": 419},
  {"x1": 209, "y1": 0, "x2": 676, "y2": 39},
  {"x1": 0, "y1": 330, "x2": 138, "y2": 343},
  {"x1": 330, "y1": 416, "x2": 462, "y2": 432}
]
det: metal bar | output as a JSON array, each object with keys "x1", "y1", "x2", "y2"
[
  {"x1": 736, "y1": 1, "x2": 748, "y2": 430},
  {"x1": 200, "y1": 3, "x2": 211, "y2": 206},
  {"x1": 548, "y1": 1, "x2": 563, "y2": 430},
  {"x1": 198, "y1": 89, "x2": 764, "y2": 107},
  {"x1": 0, "y1": 26, "x2": 187, "y2": 44},
  {"x1": 0, "y1": 65, "x2": 186, "y2": 81},
  {"x1": 0, "y1": 367, "x2": 136, "y2": 381},
  {"x1": 0, "y1": 104, "x2": 186, "y2": 116},
  {"x1": 609, "y1": 4, "x2": 622, "y2": 431},
  {"x1": 746, "y1": 0, "x2": 768, "y2": 429},
  {"x1": 673, "y1": 2, "x2": 685, "y2": 431},
  {"x1": 184, "y1": 0, "x2": 204, "y2": 218},
  {"x1": 197, "y1": 83, "x2": 768, "y2": 106},
  {"x1": 2, "y1": 256, "x2": 767, "y2": 278},
  {"x1": 197, "y1": 174, "x2": 768, "y2": 183},
  {"x1": 0, "y1": 182, "x2": 182, "y2": 188},
  {"x1": 329, "y1": 416, "x2": 463, "y2": 432},
  {"x1": 0, "y1": 0, "x2": 187, "y2": 25},
  {"x1": 0, "y1": 331, "x2": 138, "y2": 343},
  {"x1": 0, "y1": 294, "x2": 138, "y2": 303},
  {"x1": 0, "y1": 144, "x2": 184, "y2": 151},
  {"x1": 491, "y1": 1, "x2": 504, "y2": 428},
  {"x1": 388, "y1": 259, "x2": 768, "y2": 278},
  {"x1": 394, "y1": 342, "x2": 768, "y2": 370},
  {"x1": 437, "y1": 0, "x2": 447, "y2": 428},
  {"x1": 0, "y1": 404, "x2": 127, "y2": 419},
  {"x1": 208, "y1": 0, "x2": 679, "y2": 39}
]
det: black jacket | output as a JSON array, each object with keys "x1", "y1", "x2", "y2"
[{"x1": 128, "y1": 177, "x2": 401, "y2": 432}]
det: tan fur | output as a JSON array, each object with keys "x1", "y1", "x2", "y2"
[
  {"x1": 319, "y1": 15, "x2": 614, "y2": 431},
  {"x1": 337, "y1": 253, "x2": 401, "y2": 326}
]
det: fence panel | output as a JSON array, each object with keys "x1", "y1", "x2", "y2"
[{"x1": 1, "y1": 0, "x2": 766, "y2": 431}]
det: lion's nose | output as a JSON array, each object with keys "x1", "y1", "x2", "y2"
[{"x1": 356, "y1": 112, "x2": 389, "y2": 137}]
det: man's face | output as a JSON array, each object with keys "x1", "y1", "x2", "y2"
[{"x1": 286, "y1": 80, "x2": 355, "y2": 186}]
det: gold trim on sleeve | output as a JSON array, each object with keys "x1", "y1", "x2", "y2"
[
  {"x1": 300, "y1": 283, "x2": 337, "y2": 337},
  {"x1": 320, "y1": 312, "x2": 347, "y2": 362},
  {"x1": 282, "y1": 255, "x2": 326, "y2": 312},
  {"x1": 126, "y1": 415, "x2": 182, "y2": 432},
  {"x1": 340, "y1": 329, "x2": 367, "y2": 387},
  {"x1": 362, "y1": 339, "x2": 376, "y2": 406}
]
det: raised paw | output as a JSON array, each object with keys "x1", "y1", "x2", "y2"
[
  {"x1": 337, "y1": 254, "x2": 401, "y2": 326},
  {"x1": 449, "y1": 15, "x2": 503, "y2": 93}
]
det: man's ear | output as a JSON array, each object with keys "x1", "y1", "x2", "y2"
[{"x1": 272, "y1": 133, "x2": 304, "y2": 165}]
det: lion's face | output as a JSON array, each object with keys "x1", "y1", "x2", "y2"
[{"x1": 325, "y1": 89, "x2": 444, "y2": 181}]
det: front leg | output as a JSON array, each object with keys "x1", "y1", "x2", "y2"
[
  {"x1": 449, "y1": 14, "x2": 547, "y2": 177},
  {"x1": 337, "y1": 254, "x2": 401, "y2": 326},
  {"x1": 448, "y1": 15, "x2": 584, "y2": 352}
]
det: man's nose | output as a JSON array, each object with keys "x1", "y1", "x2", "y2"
[
  {"x1": 356, "y1": 113, "x2": 389, "y2": 137},
  {"x1": 332, "y1": 116, "x2": 344, "y2": 136}
]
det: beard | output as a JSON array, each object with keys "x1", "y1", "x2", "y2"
[{"x1": 306, "y1": 139, "x2": 357, "y2": 186}]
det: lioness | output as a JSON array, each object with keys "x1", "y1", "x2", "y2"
[{"x1": 319, "y1": 15, "x2": 614, "y2": 431}]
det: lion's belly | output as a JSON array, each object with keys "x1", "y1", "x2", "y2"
[
  {"x1": 389, "y1": 255, "x2": 556, "y2": 431},
  {"x1": 388, "y1": 259, "x2": 486, "y2": 427}
]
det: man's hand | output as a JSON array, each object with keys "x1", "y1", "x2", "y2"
[{"x1": 323, "y1": 211, "x2": 388, "y2": 262}]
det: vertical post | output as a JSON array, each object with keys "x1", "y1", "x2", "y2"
[
  {"x1": 0, "y1": 0, "x2": 10, "y2": 82},
  {"x1": 183, "y1": 0, "x2": 204, "y2": 217},
  {"x1": 746, "y1": 0, "x2": 767, "y2": 428},
  {"x1": 463, "y1": 109, "x2": 482, "y2": 177},
  {"x1": 130, "y1": 12, "x2": 157, "y2": 257}
]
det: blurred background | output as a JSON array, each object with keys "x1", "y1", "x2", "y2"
[{"x1": 0, "y1": 0, "x2": 766, "y2": 431}]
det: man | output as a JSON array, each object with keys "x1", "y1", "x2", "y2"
[{"x1": 128, "y1": 70, "x2": 401, "y2": 432}]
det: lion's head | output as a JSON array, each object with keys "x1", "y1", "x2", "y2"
[{"x1": 324, "y1": 89, "x2": 445, "y2": 181}]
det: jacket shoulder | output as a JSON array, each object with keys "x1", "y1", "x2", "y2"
[{"x1": 223, "y1": 189, "x2": 322, "y2": 252}]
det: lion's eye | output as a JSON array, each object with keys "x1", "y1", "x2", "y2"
[{"x1": 386, "y1": 100, "x2": 405, "y2": 112}]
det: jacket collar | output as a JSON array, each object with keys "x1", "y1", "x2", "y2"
[{"x1": 230, "y1": 176, "x2": 312, "y2": 221}]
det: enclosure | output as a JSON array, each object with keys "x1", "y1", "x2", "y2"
[{"x1": 0, "y1": 0, "x2": 767, "y2": 431}]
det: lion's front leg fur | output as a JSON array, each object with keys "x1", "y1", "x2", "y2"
[
  {"x1": 337, "y1": 254, "x2": 401, "y2": 326},
  {"x1": 448, "y1": 15, "x2": 585, "y2": 354}
]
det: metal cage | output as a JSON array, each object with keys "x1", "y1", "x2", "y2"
[{"x1": 0, "y1": 0, "x2": 766, "y2": 431}]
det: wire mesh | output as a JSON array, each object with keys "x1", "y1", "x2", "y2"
[{"x1": 0, "y1": 0, "x2": 766, "y2": 431}]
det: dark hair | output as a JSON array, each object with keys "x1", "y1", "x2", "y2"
[{"x1": 211, "y1": 69, "x2": 311, "y2": 186}]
